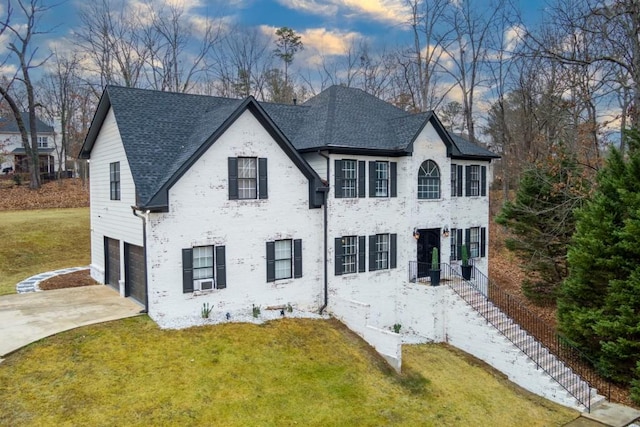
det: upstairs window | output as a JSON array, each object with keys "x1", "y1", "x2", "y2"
[
  {"x1": 451, "y1": 164, "x2": 463, "y2": 197},
  {"x1": 109, "y1": 162, "x2": 120, "y2": 200},
  {"x1": 418, "y1": 160, "x2": 440, "y2": 199},
  {"x1": 465, "y1": 165, "x2": 487, "y2": 197},
  {"x1": 369, "y1": 161, "x2": 397, "y2": 198},
  {"x1": 228, "y1": 157, "x2": 267, "y2": 200},
  {"x1": 182, "y1": 245, "x2": 226, "y2": 292},
  {"x1": 335, "y1": 159, "x2": 365, "y2": 198},
  {"x1": 37, "y1": 136, "x2": 48, "y2": 148}
]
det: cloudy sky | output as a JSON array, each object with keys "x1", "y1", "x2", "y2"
[{"x1": 32, "y1": 0, "x2": 545, "y2": 67}]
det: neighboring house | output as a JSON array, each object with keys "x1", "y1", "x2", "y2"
[
  {"x1": 0, "y1": 113, "x2": 58, "y2": 176},
  {"x1": 80, "y1": 85, "x2": 497, "y2": 323}
]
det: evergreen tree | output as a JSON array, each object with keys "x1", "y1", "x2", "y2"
[
  {"x1": 558, "y1": 129, "x2": 640, "y2": 393},
  {"x1": 496, "y1": 144, "x2": 588, "y2": 304}
]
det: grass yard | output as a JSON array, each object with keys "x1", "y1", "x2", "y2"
[
  {"x1": 0, "y1": 317, "x2": 578, "y2": 426},
  {"x1": 0, "y1": 208, "x2": 90, "y2": 296}
]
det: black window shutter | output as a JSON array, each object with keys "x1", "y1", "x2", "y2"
[
  {"x1": 258, "y1": 158, "x2": 268, "y2": 199},
  {"x1": 390, "y1": 234, "x2": 397, "y2": 269},
  {"x1": 358, "y1": 236, "x2": 366, "y2": 272},
  {"x1": 182, "y1": 248, "x2": 193, "y2": 293},
  {"x1": 456, "y1": 229, "x2": 463, "y2": 260},
  {"x1": 216, "y1": 246, "x2": 226, "y2": 289},
  {"x1": 293, "y1": 239, "x2": 302, "y2": 278},
  {"x1": 369, "y1": 161, "x2": 376, "y2": 197},
  {"x1": 103, "y1": 237, "x2": 110, "y2": 284},
  {"x1": 334, "y1": 237, "x2": 343, "y2": 275},
  {"x1": 358, "y1": 160, "x2": 366, "y2": 198},
  {"x1": 481, "y1": 166, "x2": 487, "y2": 197},
  {"x1": 465, "y1": 228, "x2": 471, "y2": 249},
  {"x1": 481, "y1": 227, "x2": 487, "y2": 257},
  {"x1": 465, "y1": 165, "x2": 471, "y2": 196},
  {"x1": 369, "y1": 235, "x2": 376, "y2": 271},
  {"x1": 266, "y1": 241, "x2": 275, "y2": 282},
  {"x1": 228, "y1": 158, "x2": 238, "y2": 200},
  {"x1": 457, "y1": 165, "x2": 463, "y2": 197},
  {"x1": 390, "y1": 162, "x2": 397, "y2": 197},
  {"x1": 334, "y1": 160, "x2": 343, "y2": 198}
]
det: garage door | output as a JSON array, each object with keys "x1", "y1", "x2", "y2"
[
  {"x1": 125, "y1": 243, "x2": 146, "y2": 306},
  {"x1": 104, "y1": 237, "x2": 120, "y2": 290}
]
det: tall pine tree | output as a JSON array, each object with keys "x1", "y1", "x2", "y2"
[
  {"x1": 559, "y1": 129, "x2": 640, "y2": 395},
  {"x1": 496, "y1": 144, "x2": 588, "y2": 304}
]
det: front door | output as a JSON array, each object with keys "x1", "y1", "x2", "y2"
[{"x1": 416, "y1": 228, "x2": 440, "y2": 278}]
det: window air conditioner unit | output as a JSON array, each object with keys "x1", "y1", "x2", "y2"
[{"x1": 194, "y1": 278, "x2": 214, "y2": 291}]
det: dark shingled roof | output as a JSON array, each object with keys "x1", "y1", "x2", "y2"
[
  {"x1": 80, "y1": 85, "x2": 498, "y2": 208},
  {"x1": 0, "y1": 112, "x2": 54, "y2": 134}
]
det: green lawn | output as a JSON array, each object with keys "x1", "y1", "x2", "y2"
[
  {"x1": 0, "y1": 317, "x2": 578, "y2": 426},
  {"x1": 0, "y1": 208, "x2": 90, "y2": 295}
]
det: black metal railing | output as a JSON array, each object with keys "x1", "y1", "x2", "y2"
[{"x1": 407, "y1": 261, "x2": 611, "y2": 412}]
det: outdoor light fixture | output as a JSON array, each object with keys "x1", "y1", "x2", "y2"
[
  {"x1": 442, "y1": 226, "x2": 450, "y2": 237},
  {"x1": 413, "y1": 228, "x2": 420, "y2": 240}
]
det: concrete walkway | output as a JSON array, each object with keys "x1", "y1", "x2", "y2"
[{"x1": 0, "y1": 285, "x2": 142, "y2": 358}]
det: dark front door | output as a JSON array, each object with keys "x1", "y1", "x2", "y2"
[
  {"x1": 104, "y1": 237, "x2": 120, "y2": 290},
  {"x1": 125, "y1": 243, "x2": 146, "y2": 306},
  {"x1": 416, "y1": 228, "x2": 440, "y2": 278}
]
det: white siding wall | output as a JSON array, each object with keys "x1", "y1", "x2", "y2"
[
  {"x1": 301, "y1": 152, "x2": 328, "y2": 180},
  {"x1": 145, "y1": 110, "x2": 323, "y2": 321},
  {"x1": 89, "y1": 108, "x2": 143, "y2": 286}
]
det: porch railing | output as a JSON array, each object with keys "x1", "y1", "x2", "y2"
[{"x1": 408, "y1": 261, "x2": 610, "y2": 412}]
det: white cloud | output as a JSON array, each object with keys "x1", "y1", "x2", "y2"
[{"x1": 277, "y1": 0, "x2": 410, "y2": 24}]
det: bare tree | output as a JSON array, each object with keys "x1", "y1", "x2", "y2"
[
  {"x1": 440, "y1": 0, "x2": 504, "y2": 142},
  {"x1": 75, "y1": 0, "x2": 149, "y2": 95},
  {"x1": 142, "y1": 1, "x2": 221, "y2": 93},
  {"x1": 398, "y1": 0, "x2": 451, "y2": 112},
  {"x1": 527, "y1": 0, "x2": 640, "y2": 130},
  {"x1": 0, "y1": 0, "x2": 53, "y2": 189}
]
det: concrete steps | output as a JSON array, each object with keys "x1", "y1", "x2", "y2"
[{"x1": 447, "y1": 276, "x2": 605, "y2": 412}]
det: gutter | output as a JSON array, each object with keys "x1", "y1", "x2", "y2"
[
  {"x1": 131, "y1": 206, "x2": 150, "y2": 314},
  {"x1": 317, "y1": 151, "x2": 330, "y2": 314}
]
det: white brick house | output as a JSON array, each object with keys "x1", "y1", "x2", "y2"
[
  {"x1": 80, "y1": 85, "x2": 497, "y2": 326},
  {"x1": 0, "y1": 113, "x2": 58, "y2": 176}
]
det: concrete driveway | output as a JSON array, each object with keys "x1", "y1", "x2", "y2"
[{"x1": 0, "y1": 285, "x2": 143, "y2": 357}]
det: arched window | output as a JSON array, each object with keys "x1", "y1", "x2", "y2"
[{"x1": 418, "y1": 160, "x2": 440, "y2": 199}]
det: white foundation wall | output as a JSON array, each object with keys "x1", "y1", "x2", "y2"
[
  {"x1": 88, "y1": 108, "x2": 143, "y2": 284},
  {"x1": 396, "y1": 284, "x2": 579, "y2": 409},
  {"x1": 145, "y1": 109, "x2": 324, "y2": 321}
]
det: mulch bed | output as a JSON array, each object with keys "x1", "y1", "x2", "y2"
[{"x1": 38, "y1": 270, "x2": 98, "y2": 291}]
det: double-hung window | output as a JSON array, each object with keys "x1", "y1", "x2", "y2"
[
  {"x1": 375, "y1": 161, "x2": 389, "y2": 197},
  {"x1": 335, "y1": 159, "x2": 365, "y2": 198},
  {"x1": 37, "y1": 136, "x2": 48, "y2": 148},
  {"x1": 109, "y1": 162, "x2": 120, "y2": 200},
  {"x1": 465, "y1": 165, "x2": 486, "y2": 197},
  {"x1": 342, "y1": 160, "x2": 357, "y2": 198},
  {"x1": 469, "y1": 227, "x2": 480, "y2": 258},
  {"x1": 266, "y1": 239, "x2": 302, "y2": 282},
  {"x1": 418, "y1": 160, "x2": 440, "y2": 199},
  {"x1": 182, "y1": 245, "x2": 226, "y2": 292},
  {"x1": 368, "y1": 161, "x2": 397, "y2": 198},
  {"x1": 342, "y1": 236, "x2": 358, "y2": 274},
  {"x1": 335, "y1": 236, "x2": 366, "y2": 275},
  {"x1": 228, "y1": 157, "x2": 267, "y2": 200},
  {"x1": 238, "y1": 157, "x2": 257, "y2": 199},
  {"x1": 368, "y1": 233, "x2": 397, "y2": 271}
]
